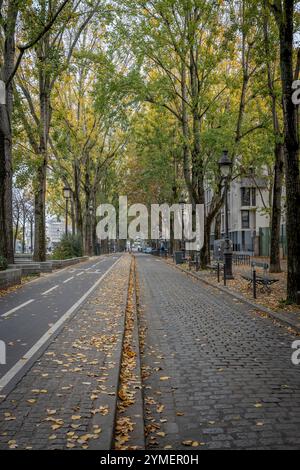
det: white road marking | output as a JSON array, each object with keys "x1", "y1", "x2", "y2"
[
  {"x1": 77, "y1": 272, "x2": 85, "y2": 277},
  {"x1": 92, "y1": 259, "x2": 105, "y2": 268},
  {"x1": 0, "y1": 257, "x2": 121, "y2": 392},
  {"x1": 42, "y1": 285, "x2": 59, "y2": 296},
  {"x1": 63, "y1": 277, "x2": 74, "y2": 284},
  {"x1": 2, "y1": 300, "x2": 35, "y2": 318}
]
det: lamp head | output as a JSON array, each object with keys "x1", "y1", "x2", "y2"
[
  {"x1": 63, "y1": 186, "x2": 71, "y2": 199},
  {"x1": 219, "y1": 150, "x2": 232, "y2": 178}
]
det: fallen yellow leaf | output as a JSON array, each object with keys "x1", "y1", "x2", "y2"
[{"x1": 71, "y1": 415, "x2": 81, "y2": 421}]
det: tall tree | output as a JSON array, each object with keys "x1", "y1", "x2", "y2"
[
  {"x1": 16, "y1": 0, "x2": 102, "y2": 261},
  {"x1": 262, "y1": 2, "x2": 284, "y2": 273},
  {"x1": 0, "y1": 0, "x2": 70, "y2": 262},
  {"x1": 269, "y1": 0, "x2": 300, "y2": 301}
]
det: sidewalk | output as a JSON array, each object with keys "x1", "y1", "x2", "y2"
[
  {"x1": 0, "y1": 255, "x2": 131, "y2": 450},
  {"x1": 165, "y1": 257, "x2": 300, "y2": 332}
]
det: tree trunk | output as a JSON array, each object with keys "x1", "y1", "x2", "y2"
[
  {"x1": 180, "y1": 58, "x2": 192, "y2": 198},
  {"x1": 201, "y1": 218, "x2": 211, "y2": 267},
  {"x1": 34, "y1": 36, "x2": 51, "y2": 262},
  {"x1": 273, "y1": 1, "x2": 300, "y2": 302},
  {"x1": 92, "y1": 208, "x2": 97, "y2": 256},
  {"x1": 22, "y1": 212, "x2": 26, "y2": 253},
  {"x1": 214, "y1": 212, "x2": 221, "y2": 241},
  {"x1": 74, "y1": 160, "x2": 83, "y2": 242},
  {"x1": 33, "y1": 161, "x2": 47, "y2": 262},
  {"x1": 30, "y1": 218, "x2": 33, "y2": 253},
  {"x1": 270, "y1": 142, "x2": 284, "y2": 273},
  {"x1": 0, "y1": 4, "x2": 18, "y2": 264},
  {"x1": 0, "y1": 129, "x2": 8, "y2": 259},
  {"x1": 263, "y1": 3, "x2": 284, "y2": 274},
  {"x1": 71, "y1": 197, "x2": 75, "y2": 236},
  {"x1": 83, "y1": 150, "x2": 93, "y2": 256},
  {"x1": 14, "y1": 212, "x2": 19, "y2": 253}
]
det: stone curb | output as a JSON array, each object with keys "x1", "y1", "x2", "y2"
[
  {"x1": 0, "y1": 268, "x2": 22, "y2": 289},
  {"x1": 89, "y1": 256, "x2": 132, "y2": 450},
  {"x1": 125, "y1": 258, "x2": 145, "y2": 449},
  {"x1": 104, "y1": 257, "x2": 145, "y2": 451},
  {"x1": 164, "y1": 259, "x2": 300, "y2": 334}
]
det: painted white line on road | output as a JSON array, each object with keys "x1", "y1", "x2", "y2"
[
  {"x1": 92, "y1": 259, "x2": 105, "y2": 268},
  {"x1": 63, "y1": 277, "x2": 74, "y2": 284},
  {"x1": 2, "y1": 299, "x2": 35, "y2": 318},
  {"x1": 41, "y1": 285, "x2": 59, "y2": 296},
  {"x1": 77, "y1": 272, "x2": 85, "y2": 277},
  {"x1": 0, "y1": 256, "x2": 122, "y2": 392}
]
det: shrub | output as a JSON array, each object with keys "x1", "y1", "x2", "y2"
[
  {"x1": 0, "y1": 256, "x2": 8, "y2": 271},
  {"x1": 52, "y1": 234, "x2": 83, "y2": 260}
]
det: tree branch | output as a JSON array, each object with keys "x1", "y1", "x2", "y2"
[{"x1": 6, "y1": 0, "x2": 71, "y2": 86}]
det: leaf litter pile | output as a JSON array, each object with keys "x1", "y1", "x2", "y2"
[
  {"x1": 0, "y1": 256, "x2": 131, "y2": 450},
  {"x1": 114, "y1": 258, "x2": 143, "y2": 450}
]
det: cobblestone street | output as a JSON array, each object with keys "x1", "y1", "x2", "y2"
[{"x1": 137, "y1": 255, "x2": 300, "y2": 450}]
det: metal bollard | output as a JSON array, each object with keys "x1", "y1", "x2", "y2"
[
  {"x1": 253, "y1": 269, "x2": 257, "y2": 299},
  {"x1": 217, "y1": 263, "x2": 220, "y2": 283}
]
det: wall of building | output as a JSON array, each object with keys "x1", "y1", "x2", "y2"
[
  {"x1": 46, "y1": 218, "x2": 65, "y2": 251},
  {"x1": 207, "y1": 176, "x2": 281, "y2": 255}
]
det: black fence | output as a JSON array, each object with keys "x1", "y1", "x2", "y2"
[{"x1": 232, "y1": 253, "x2": 252, "y2": 266}]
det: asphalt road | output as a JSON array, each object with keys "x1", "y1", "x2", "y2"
[{"x1": 0, "y1": 254, "x2": 122, "y2": 396}]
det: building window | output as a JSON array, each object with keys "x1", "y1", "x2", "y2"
[
  {"x1": 241, "y1": 188, "x2": 251, "y2": 206},
  {"x1": 241, "y1": 187, "x2": 256, "y2": 206},
  {"x1": 221, "y1": 214, "x2": 225, "y2": 233},
  {"x1": 252, "y1": 188, "x2": 256, "y2": 206},
  {"x1": 241, "y1": 210, "x2": 250, "y2": 229}
]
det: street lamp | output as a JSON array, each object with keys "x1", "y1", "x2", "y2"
[
  {"x1": 63, "y1": 186, "x2": 71, "y2": 236},
  {"x1": 179, "y1": 193, "x2": 186, "y2": 256},
  {"x1": 219, "y1": 150, "x2": 234, "y2": 280}
]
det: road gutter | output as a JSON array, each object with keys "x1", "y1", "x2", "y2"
[{"x1": 112, "y1": 256, "x2": 145, "y2": 450}]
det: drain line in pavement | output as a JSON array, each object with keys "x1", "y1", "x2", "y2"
[{"x1": 113, "y1": 257, "x2": 145, "y2": 450}]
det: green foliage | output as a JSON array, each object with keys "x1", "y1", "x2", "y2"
[
  {"x1": 52, "y1": 234, "x2": 83, "y2": 260},
  {"x1": 0, "y1": 256, "x2": 8, "y2": 271}
]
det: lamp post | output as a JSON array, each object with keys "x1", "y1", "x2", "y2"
[
  {"x1": 179, "y1": 193, "x2": 186, "y2": 256},
  {"x1": 219, "y1": 150, "x2": 234, "y2": 280},
  {"x1": 63, "y1": 186, "x2": 71, "y2": 236}
]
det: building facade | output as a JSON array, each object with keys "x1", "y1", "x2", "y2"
[
  {"x1": 46, "y1": 217, "x2": 65, "y2": 251},
  {"x1": 207, "y1": 176, "x2": 274, "y2": 255}
]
